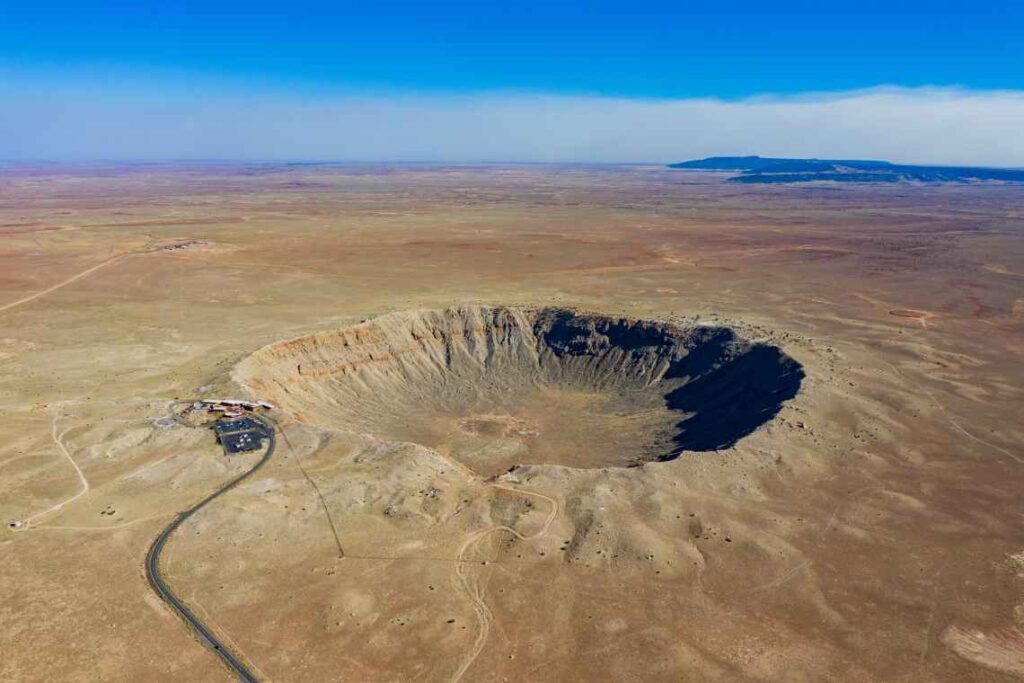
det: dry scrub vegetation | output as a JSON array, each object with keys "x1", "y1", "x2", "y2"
[{"x1": 1, "y1": 165, "x2": 1023, "y2": 682}]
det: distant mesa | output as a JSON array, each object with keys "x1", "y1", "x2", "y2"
[{"x1": 669, "y1": 156, "x2": 1024, "y2": 184}]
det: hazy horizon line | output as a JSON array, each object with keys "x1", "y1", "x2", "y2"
[
  {"x1": 3, "y1": 157, "x2": 1024, "y2": 170},
  {"x1": 2, "y1": 78, "x2": 1022, "y2": 166}
]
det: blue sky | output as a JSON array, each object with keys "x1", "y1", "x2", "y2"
[
  {"x1": 2, "y1": 1, "x2": 1023, "y2": 162},
  {"x1": 3, "y1": 0, "x2": 1022, "y2": 97}
]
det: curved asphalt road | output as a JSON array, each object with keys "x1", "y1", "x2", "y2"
[{"x1": 145, "y1": 410, "x2": 275, "y2": 683}]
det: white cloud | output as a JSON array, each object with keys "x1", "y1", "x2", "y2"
[{"x1": 1, "y1": 77, "x2": 1022, "y2": 165}]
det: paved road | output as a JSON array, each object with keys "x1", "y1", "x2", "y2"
[{"x1": 145, "y1": 410, "x2": 275, "y2": 683}]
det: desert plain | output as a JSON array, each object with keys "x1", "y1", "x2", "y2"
[{"x1": 1, "y1": 163, "x2": 1023, "y2": 682}]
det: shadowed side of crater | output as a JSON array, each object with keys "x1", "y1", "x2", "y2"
[
  {"x1": 664, "y1": 332, "x2": 804, "y2": 454},
  {"x1": 234, "y1": 306, "x2": 804, "y2": 475}
]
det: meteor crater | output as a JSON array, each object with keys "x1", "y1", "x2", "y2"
[{"x1": 236, "y1": 306, "x2": 804, "y2": 475}]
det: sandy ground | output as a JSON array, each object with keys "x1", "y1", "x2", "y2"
[{"x1": 1, "y1": 163, "x2": 1023, "y2": 682}]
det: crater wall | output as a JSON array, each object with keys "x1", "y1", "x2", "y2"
[{"x1": 235, "y1": 306, "x2": 804, "y2": 473}]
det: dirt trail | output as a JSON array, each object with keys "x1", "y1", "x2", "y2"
[
  {"x1": 0, "y1": 252, "x2": 130, "y2": 315},
  {"x1": 15, "y1": 414, "x2": 90, "y2": 528},
  {"x1": 882, "y1": 358, "x2": 1023, "y2": 465},
  {"x1": 449, "y1": 482, "x2": 559, "y2": 683}
]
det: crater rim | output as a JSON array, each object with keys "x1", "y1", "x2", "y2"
[{"x1": 234, "y1": 305, "x2": 805, "y2": 474}]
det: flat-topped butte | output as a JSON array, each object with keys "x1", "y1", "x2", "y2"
[{"x1": 670, "y1": 155, "x2": 1024, "y2": 184}]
